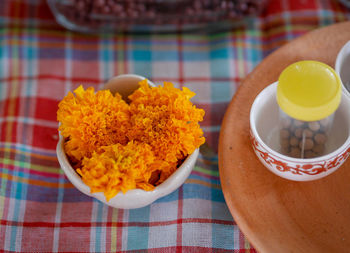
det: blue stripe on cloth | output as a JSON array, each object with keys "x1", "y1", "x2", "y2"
[
  {"x1": 100, "y1": 36, "x2": 112, "y2": 79},
  {"x1": 211, "y1": 187, "x2": 225, "y2": 203},
  {"x1": 127, "y1": 206, "x2": 150, "y2": 250},
  {"x1": 0, "y1": 30, "x2": 8, "y2": 99},
  {"x1": 182, "y1": 184, "x2": 211, "y2": 200},
  {"x1": 249, "y1": 47, "x2": 262, "y2": 67},
  {"x1": 132, "y1": 49, "x2": 152, "y2": 61},
  {"x1": 8, "y1": 38, "x2": 21, "y2": 251},
  {"x1": 210, "y1": 48, "x2": 229, "y2": 59},
  {"x1": 188, "y1": 174, "x2": 220, "y2": 185},
  {"x1": 212, "y1": 223, "x2": 235, "y2": 250},
  {"x1": 154, "y1": 181, "x2": 225, "y2": 204},
  {"x1": 9, "y1": 189, "x2": 21, "y2": 251},
  {"x1": 183, "y1": 51, "x2": 209, "y2": 61},
  {"x1": 152, "y1": 50, "x2": 178, "y2": 61},
  {"x1": 128, "y1": 205, "x2": 151, "y2": 222},
  {"x1": 154, "y1": 189, "x2": 179, "y2": 203},
  {"x1": 131, "y1": 42, "x2": 153, "y2": 77},
  {"x1": 319, "y1": 9, "x2": 334, "y2": 26},
  {"x1": 211, "y1": 202, "x2": 234, "y2": 221},
  {"x1": 210, "y1": 81, "x2": 232, "y2": 103},
  {"x1": 126, "y1": 226, "x2": 150, "y2": 250},
  {"x1": 9, "y1": 145, "x2": 30, "y2": 250},
  {"x1": 95, "y1": 201, "x2": 104, "y2": 252}
]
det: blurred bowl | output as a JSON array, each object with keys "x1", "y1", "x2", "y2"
[
  {"x1": 47, "y1": 0, "x2": 267, "y2": 34},
  {"x1": 335, "y1": 40, "x2": 350, "y2": 97},
  {"x1": 56, "y1": 74, "x2": 199, "y2": 209},
  {"x1": 250, "y1": 81, "x2": 350, "y2": 181}
]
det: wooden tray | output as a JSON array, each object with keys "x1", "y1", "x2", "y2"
[{"x1": 219, "y1": 21, "x2": 350, "y2": 253}]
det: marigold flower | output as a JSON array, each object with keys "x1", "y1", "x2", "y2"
[
  {"x1": 77, "y1": 141, "x2": 156, "y2": 201},
  {"x1": 57, "y1": 81, "x2": 205, "y2": 201},
  {"x1": 128, "y1": 80, "x2": 205, "y2": 183},
  {"x1": 57, "y1": 85, "x2": 130, "y2": 163}
]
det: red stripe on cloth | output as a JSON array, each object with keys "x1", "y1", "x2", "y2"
[
  {"x1": 141, "y1": 246, "x2": 238, "y2": 253},
  {"x1": 8, "y1": 0, "x2": 22, "y2": 19},
  {"x1": 116, "y1": 209, "x2": 124, "y2": 251},
  {"x1": 191, "y1": 171, "x2": 220, "y2": 181},
  {"x1": 35, "y1": 97, "x2": 59, "y2": 122},
  {"x1": 2, "y1": 251, "x2": 40, "y2": 253},
  {"x1": 57, "y1": 226, "x2": 91, "y2": 252},
  {"x1": 0, "y1": 75, "x2": 102, "y2": 84},
  {"x1": 0, "y1": 217, "x2": 235, "y2": 228},
  {"x1": 0, "y1": 247, "x2": 246, "y2": 253},
  {"x1": 176, "y1": 187, "x2": 184, "y2": 252},
  {"x1": 32, "y1": 125, "x2": 59, "y2": 150},
  {"x1": 265, "y1": 0, "x2": 284, "y2": 14},
  {"x1": 2, "y1": 97, "x2": 20, "y2": 118},
  {"x1": 3, "y1": 163, "x2": 61, "y2": 180},
  {"x1": 1, "y1": 118, "x2": 18, "y2": 143},
  {"x1": 152, "y1": 77, "x2": 242, "y2": 83},
  {"x1": 289, "y1": 0, "x2": 317, "y2": 10},
  {"x1": 21, "y1": 227, "x2": 54, "y2": 252},
  {"x1": 0, "y1": 75, "x2": 242, "y2": 85},
  {"x1": 239, "y1": 231, "x2": 245, "y2": 250}
]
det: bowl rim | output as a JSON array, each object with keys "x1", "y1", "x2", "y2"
[
  {"x1": 56, "y1": 74, "x2": 199, "y2": 208},
  {"x1": 250, "y1": 81, "x2": 350, "y2": 164}
]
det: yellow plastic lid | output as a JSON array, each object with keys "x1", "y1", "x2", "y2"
[{"x1": 277, "y1": 61, "x2": 341, "y2": 122}]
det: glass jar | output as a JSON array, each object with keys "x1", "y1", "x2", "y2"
[
  {"x1": 276, "y1": 61, "x2": 342, "y2": 159},
  {"x1": 47, "y1": 0, "x2": 267, "y2": 33}
]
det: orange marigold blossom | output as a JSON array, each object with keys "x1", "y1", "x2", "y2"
[
  {"x1": 128, "y1": 79, "x2": 205, "y2": 183},
  {"x1": 77, "y1": 141, "x2": 156, "y2": 201},
  {"x1": 57, "y1": 81, "x2": 205, "y2": 201},
  {"x1": 57, "y1": 85, "x2": 130, "y2": 163}
]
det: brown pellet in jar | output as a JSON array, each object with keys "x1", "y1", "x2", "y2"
[
  {"x1": 300, "y1": 138, "x2": 314, "y2": 150},
  {"x1": 294, "y1": 128, "x2": 303, "y2": 138},
  {"x1": 289, "y1": 137, "x2": 299, "y2": 147},
  {"x1": 280, "y1": 129, "x2": 290, "y2": 139},
  {"x1": 308, "y1": 121, "x2": 321, "y2": 132},
  {"x1": 304, "y1": 150, "x2": 317, "y2": 159},
  {"x1": 302, "y1": 129, "x2": 314, "y2": 138},
  {"x1": 281, "y1": 138, "x2": 290, "y2": 149},
  {"x1": 314, "y1": 133, "x2": 327, "y2": 145},
  {"x1": 289, "y1": 147, "x2": 301, "y2": 158},
  {"x1": 312, "y1": 144, "x2": 324, "y2": 154},
  {"x1": 279, "y1": 116, "x2": 332, "y2": 159}
]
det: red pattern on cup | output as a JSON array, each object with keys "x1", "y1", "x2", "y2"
[{"x1": 250, "y1": 133, "x2": 350, "y2": 176}]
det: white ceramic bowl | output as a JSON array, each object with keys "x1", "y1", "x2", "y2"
[
  {"x1": 56, "y1": 74, "x2": 199, "y2": 209},
  {"x1": 250, "y1": 82, "x2": 350, "y2": 181},
  {"x1": 335, "y1": 40, "x2": 350, "y2": 97}
]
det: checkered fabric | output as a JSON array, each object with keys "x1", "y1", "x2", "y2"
[{"x1": 0, "y1": 0, "x2": 349, "y2": 252}]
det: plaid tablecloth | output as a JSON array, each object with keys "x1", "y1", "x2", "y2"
[{"x1": 1, "y1": 0, "x2": 349, "y2": 252}]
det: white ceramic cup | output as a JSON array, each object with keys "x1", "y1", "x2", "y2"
[{"x1": 250, "y1": 82, "x2": 350, "y2": 181}]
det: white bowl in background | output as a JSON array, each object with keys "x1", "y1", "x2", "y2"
[{"x1": 335, "y1": 40, "x2": 350, "y2": 97}]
